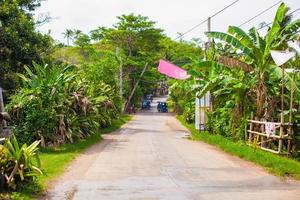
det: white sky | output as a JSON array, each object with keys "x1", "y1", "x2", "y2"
[{"x1": 35, "y1": 0, "x2": 300, "y2": 44}]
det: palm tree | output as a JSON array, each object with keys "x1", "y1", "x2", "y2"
[
  {"x1": 63, "y1": 29, "x2": 74, "y2": 46},
  {"x1": 73, "y1": 29, "x2": 82, "y2": 39}
]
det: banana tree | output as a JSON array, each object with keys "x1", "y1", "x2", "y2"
[
  {"x1": 205, "y1": 3, "x2": 300, "y2": 118},
  {"x1": 191, "y1": 57, "x2": 254, "y2": 138}
]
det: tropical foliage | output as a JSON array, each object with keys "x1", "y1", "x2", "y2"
[
  {"x1": 0, "y1": 136, "x2": 42, "y2": 191},
  {"x1": 7, "y1": 62, "x2": 121, "y2": 145},
  {"x1": 1, "y1": 0, "x2": 300, "y2": 196},
  {"x1": 173, "y1": 3, "x2": 300, "y2": 149}
]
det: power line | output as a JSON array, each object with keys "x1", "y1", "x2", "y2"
[
  {"x1": 257, "y1": 22, "x2": 272, "y2": 30},
  {"x1": 174, "y1": 0, "x2": 240, "y2": 40},
  {"x1": 238, "y1": 0, "x2": 283, "y2": 27},
  {"x1": 289, "y1": 7, "x2": 300, "y2": 15},
  {"x1": 257, "y1": 7, "x2": 300, "y2": 31}
]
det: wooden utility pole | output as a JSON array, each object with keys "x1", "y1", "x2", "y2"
[
  {"x1": 207, "y1": 17, "x2": 212, "y2": 110},
  {"x1": 124, "y1": 63, "x2": 148, "y2": 113},
  {"x1": 116, "y1": 48, "x2": 123, "y2": 98},
  {"x1": 207, "y1": 17, "x2": 211, "y2": 42}
]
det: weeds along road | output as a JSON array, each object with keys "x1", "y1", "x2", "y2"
[{"x1": 45, "y1": 97, "x2": 300, "y2": 200}]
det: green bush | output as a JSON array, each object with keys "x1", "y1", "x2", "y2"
[
  {"x1": 0, "y1": 136, "x2": 42, "y2": 191},
  {"x1": 183, "y1": 102, "x2": 195, "y2": 124},
  {"x1": 7, "y1": 62, "x2": 121, "y2": 145}
]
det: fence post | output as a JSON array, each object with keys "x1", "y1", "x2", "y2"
[
  {"x1": 248, "y1": 112, "x2": 253, "y2": 143},
  {"x1": 278, "y1": 112, "x2": 284, "y2": 154}
]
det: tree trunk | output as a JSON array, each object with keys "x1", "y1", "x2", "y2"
[{"x1": 256, "y1": 75, "x2": 267, "y2": 119}]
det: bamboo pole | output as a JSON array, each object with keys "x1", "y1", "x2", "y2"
[
  {"x1": 287, "y1": 72, "x2": 295, "y2": 153},
  {"x1": 248, "y1": 112, "x2": 253, "y2": 143},
  {"x1": 247, "y1": 120, "x2": 285, "y2": 125},
  {"x1": 247, "y1": 130, "x2": 288, "y2": 139},
  {"x1": 278, "y1": 64, "x2": 285, "y2": 154}
]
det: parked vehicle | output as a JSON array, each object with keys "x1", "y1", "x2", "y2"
[
  {"x1": 142, "y1": 100, "x2": 151, "y2": 110},
  {"x1": 157, "y1": 102, "x2": 168, "y2": 113},
  {"x1": 161, "y1": 102, "x2": 168, "y2": 113}
]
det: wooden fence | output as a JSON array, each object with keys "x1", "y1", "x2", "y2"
[{"x1": 247, "y1": 119, "x2": 292, "y2": 154}]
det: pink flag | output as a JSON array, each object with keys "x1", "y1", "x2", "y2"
[{"x1": 158, "y1": 59, "x2": 191, "y2": 80}]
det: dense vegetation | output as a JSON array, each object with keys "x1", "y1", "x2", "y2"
[
  {"x1": 0, "y1": 0, "x2": 200, "y2": 194},
  {"x1": 0, "y1": 0, "x2": 299, "y2": 197},
  {"x1": 170, "y1": 3, "x2": 300, "y2": 154},
  {"x1": 0, "y1": 0, "x2": 53, "y2": 91}
]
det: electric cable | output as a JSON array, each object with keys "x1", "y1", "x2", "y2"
[
  {"x1": 257, "y1": 7, "x2": 300, "y2": 31},
  {"x1": 174, "y1": 0, "x2": 240, "y2": 40},
  {"x1": 238, "y1": 0, "x2": 283, "y2": 27}
]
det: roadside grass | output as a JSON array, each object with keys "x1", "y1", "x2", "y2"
[
  {"x1": 12, "y1": 114, "x2": 132, "y2": 200},
  {"x1": 177, "y1": 115, "x2": 300, "y2": 180},
  {"x1": 101, "y1": 114, "x2": 132, "y2": 134}
]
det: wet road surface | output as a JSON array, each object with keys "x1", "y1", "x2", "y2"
[{"x1": 45, "y1": 97, "x2": 300, "y2": 200}]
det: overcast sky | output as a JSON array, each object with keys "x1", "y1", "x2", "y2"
[{"x1": 35, "y1": 0, "x2": 299, "y2": 44}]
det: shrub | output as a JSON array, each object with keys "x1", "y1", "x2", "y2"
[
  {"x1": 0, "y1": 136, "x2": 42, "y2": 191},
  {"x1": 7, "y1": 62, "x2": 121, "y2": 145}
]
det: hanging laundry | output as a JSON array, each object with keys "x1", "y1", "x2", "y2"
[
  {"x1": 158, "y1": 59, "x2": 191, "y2": 80},
  {"x1": 265, "y1": 122, "x2": 276, "y2": 138}
]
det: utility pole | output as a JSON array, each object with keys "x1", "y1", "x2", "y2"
[
  {"x1": 207, "y1": 17, "x2": 211, "y2": 42},
  {"x1": 116, "y1": 48, "x2": 123, "y2": 98},
  {"x1": 119, "y1": 63, "x2": 123, "y2": 98},
  {"x1": 124, "y1": 63, "x2": 148, "y2": 113},
  {"x1": 207, "y1": 17, "x2": 213, "y2": 110}
]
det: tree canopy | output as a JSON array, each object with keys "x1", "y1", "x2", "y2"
[{"x1": 0, "y1": 0, "x2": 53, "y2": 91}]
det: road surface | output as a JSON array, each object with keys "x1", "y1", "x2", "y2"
[{"x1": 45, "y1": 97, "x2": 300, "y2": 200}]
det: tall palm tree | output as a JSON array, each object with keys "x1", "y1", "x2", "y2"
[
  {"x1": 63, "y1": 29, "x2": 74, "y2": 46},
  {"x1": 73, "y1": 29, "x2": 82, "y2": 39}
]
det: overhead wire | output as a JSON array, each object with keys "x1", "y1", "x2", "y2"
[
  {"x1": 174, "y1": 0, "x2": 240, "y2": 40},
  {"x1": 257, "y1": 7, "x2": 300, "y2": 31},
  {"x1": 238, "y1": 0, "x2": 283, "y2": 27}
]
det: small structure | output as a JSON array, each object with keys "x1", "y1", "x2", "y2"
[{"x1": 195, "y1": 92, "x2": 211, "y2": 130}]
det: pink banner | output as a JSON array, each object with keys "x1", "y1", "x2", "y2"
[{"x1": 158, "y1": 59, "x2": 191, "y2": 80}]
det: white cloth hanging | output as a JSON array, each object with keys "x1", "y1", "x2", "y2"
[{"x1": 265, "y1": 122, "x2": 276, "y2": 138}]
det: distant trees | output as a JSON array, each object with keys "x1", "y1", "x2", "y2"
[
  {"x1": 99, "y1": 14, "x2": 165, "y2": 105},
  {"x1": 63, "y1": 29, "x2": 74, "y2": 46}
]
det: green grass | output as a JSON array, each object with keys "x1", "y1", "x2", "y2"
[
  {"x1": 12, "y1": 114, "x2": 132, "y2": 200},
  {"x1": 177, "y1": 115, "x2": 300, "y2": 180},
  {"x1": 101, "y1": 115, "x2": 132, "y2": 134}
]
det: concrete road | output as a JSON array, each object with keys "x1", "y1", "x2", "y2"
[{"x1": 45, "y1": 97, "x2": 300, "y2": 200}]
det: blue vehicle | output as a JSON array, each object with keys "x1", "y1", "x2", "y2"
[
  {"x1": 157, "y1": 102, "x2": 168, "y2": 112},
  {"x1": 161, "y1": 102, "x2": 168, "y2": 113},
  {"x1": 142, "y1": 99, "x2": 151, "y2": 110}
]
